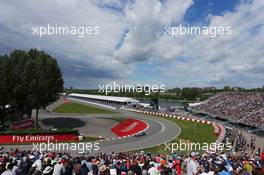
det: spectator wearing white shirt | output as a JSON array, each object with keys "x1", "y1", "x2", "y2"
[
  {"x1": 148, "y1": 163, "x2": 160, "y2": 175},
  {"x1": 1, "y1": 164, "x2": 12, "y2": 175},
  {"x1": 187, "y1": 152, "x2": 198, "y2": 175}
]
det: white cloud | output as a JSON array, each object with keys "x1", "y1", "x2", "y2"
[
  {"x1": 114, "y1": 0, "x2": 193, "y2": 63},
  {"x1": 0, "y1": 0, "x2": 130, "y2": 85},
  {"x1": 159, "y1": 0, "x2": 264, "y2": 87},
  {"x1": 0, "y1": 0, "x2": 263, "y2": 88}
]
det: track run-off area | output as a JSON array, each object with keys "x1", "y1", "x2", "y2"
[{"x1": 2, "y1": 98, "x2": 182, "y2": 155}]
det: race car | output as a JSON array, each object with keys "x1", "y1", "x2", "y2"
[{"x1": 134, "y1": 132, "x2": 146, "y2": 138}]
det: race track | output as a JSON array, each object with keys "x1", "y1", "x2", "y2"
[{"x1": 2, "y1": 99, "x2": 181, "y2": 155}]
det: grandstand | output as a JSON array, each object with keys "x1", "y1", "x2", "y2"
[
  {"x1": 68, "y1": 93, "x2": 140, "y2": 107},
  {"x1": 191, "y1": 92, "x2": 264, "y2": 128}
]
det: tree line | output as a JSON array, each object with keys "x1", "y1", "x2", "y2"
[{"x1": 0, "y1": 49, "x2": 64, "y2": 127}]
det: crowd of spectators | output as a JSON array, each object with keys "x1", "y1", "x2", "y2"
[
  {"x1": 192, "y1": 92, "x2": 264, "y2": 128},
  {"x1": 0, "y1": 142, "x2": 263, "y2": 175},
  {"x1": 1, "y1": 92, "x2": 264, "y2": 175}
]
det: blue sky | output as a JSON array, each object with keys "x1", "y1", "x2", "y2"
[
  {"x1": 184, "y1": 0, "x2": 240, "y2": 24},
  {"x1": 127, "y1": 0, "x2": 245, "y2": 85},
  {"x1": 0, "y1": 0, "x2": 263, "y2": 89}
]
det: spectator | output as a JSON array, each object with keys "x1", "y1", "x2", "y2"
[
  {"x1": 148, "y1": 163, "x2": 160, "y2": 175},
  {"x1": 0, "y1": 146, "x2": 263, "y2": 175},
  {"x1": 192, "y1": 92, "x2": 264, "y2": 128},
  {"x1": 52, "y1": 158, "x2": 64, "y2": 175},
  {"x1": 43, "y1": 166, "x2": 53, "y2": 175},
  {"x1": 218, "y1": 164, "x2": 231, "y2": 175},
  {"x1": 31, "y1": 159, "x2": 43, "y2": 175},
  {"x1": 186, "y1": 152, "x2": 198, "y2": 175},
  {"x1": 12, "y1": 160, "x2": 19, "y2": 175},
  {"x1": 1, "y1": 163, "x2": 12, "y2": 175},
  {"x1": 80, "y1": 163, "x2": 89, "y2": 175}
]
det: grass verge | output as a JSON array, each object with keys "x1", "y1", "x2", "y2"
[
  {"x1": 110, "y1": 116, "x2": 128, "y2": 123},
  {"x1": 53, "y1": 102, "x2": 117, "y2": 114},
  {"x1": 127, "y1": 117, "x2": 217, "y2": 155}
]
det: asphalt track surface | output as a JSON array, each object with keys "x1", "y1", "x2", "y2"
[{"x1": 2, "y1": 99, "x2": 181, "y2": 155}]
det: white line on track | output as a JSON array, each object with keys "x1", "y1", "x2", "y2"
[{"x1": 154, "y1": 118, "x2": 166, "y2": 133}]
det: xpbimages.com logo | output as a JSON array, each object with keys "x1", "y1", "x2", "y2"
[
  {"x1": 164, "y1": 140, "x2": 232, "y2": 153},
  {"x1": 32, "y1": 140, "x2": 100, "y2": 154},
  {"x1": 98, "y1": 82, "x2": 166, "y2": 95},
  {"x1": 32, "y1": 24, "x2": 100, "y2": 38},
  {"x1": 164, "y1": 24, "x2": 232, "y2": 38}
]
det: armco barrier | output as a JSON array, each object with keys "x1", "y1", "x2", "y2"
[
  {"x1": 141, "y1": 110, "x2": 213, "y2": 125},
  {"x1": 134, "y1": 109, "x2": 225, "y2": 143},
  {"x1": 122, "y1": 108, "x2": 226, "y2": 148}
]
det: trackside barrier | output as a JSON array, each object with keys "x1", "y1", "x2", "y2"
[
  {"x1": 139, "y1": 110, "x2": 213, "y2": 125},
  {"x1": 123, "y1": 108, "x2": 226, "y2": 153},
  {"x1": 126, "y1": 109, "x2": 226, "y2": 149}
]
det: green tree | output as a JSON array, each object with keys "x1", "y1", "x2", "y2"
[
  {"x1": 0, "y1": 55, "x2": 8, "y2": 121},
  {"x1": 181, "y1": 87, "x2": 200, "y2": 100},
  {"x1": 25, "y1": 49, "x2": 64, "y2": 127},
  {"x1": 224, "y1": 86, "x2": 231, "y2": 91},
  {"x1": 0, "y1": 54, "x2": 13, "y2": 122},
  {"x1": 0, "y1": 49, "x2": 64, "y2": 127}
]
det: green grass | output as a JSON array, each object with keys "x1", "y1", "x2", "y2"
[
  {"x1": 128, "y1": 117, "x2": 217, "y2": 155},
  {"x1": 82, "y1": 136, "x2": 99, "y2": 142},
  {"x1": 168, "y1": 118, "x2": 216, "y2": 143},
  {"x1": 110, "y1": 116, "x2": 128, "y2": 123},
  {"x1": 53, "y1": 102, "x2": 118, "y2": 114}
]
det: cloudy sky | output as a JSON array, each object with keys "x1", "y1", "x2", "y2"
[{"x1": 0, "y1": 0, "x2": 263, "y2": 89}]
